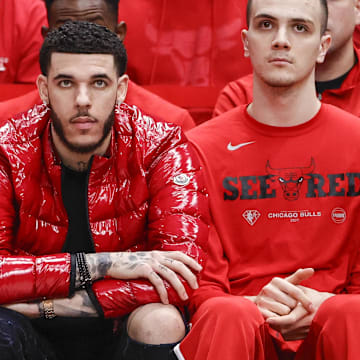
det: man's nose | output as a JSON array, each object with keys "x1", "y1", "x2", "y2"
[
  {"x1": 75, "y1": 85, "x2": 91, "y2": 108},
  {"x1": 272, "y1": 27, "x2": 291, "y2": 49}
]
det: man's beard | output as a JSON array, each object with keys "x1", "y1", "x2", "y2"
[{"x1": 50, "y1": 107, "x2": 115, "y2": 154}]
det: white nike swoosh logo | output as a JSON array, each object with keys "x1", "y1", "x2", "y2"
[{"x1": 227, "y1": 141, "x2": 256, "y2": 151}]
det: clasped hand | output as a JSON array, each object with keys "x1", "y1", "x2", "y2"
[
  {"x1": 107, "y1": 250, "x2": 202, "y2": 305},
  {"x1": 254, "y1": 268, "x2": 334, "y2": 340}
]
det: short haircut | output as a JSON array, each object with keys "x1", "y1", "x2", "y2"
[
  {"x1": 39, "y1": 20, "x2": 127, "y2": 76},
  {"x1": 43, "y1": 0, "x2": 119, "y2": 21},
  {"x1": 246, "y1": 0, "x2": 328, "y2": 35}
]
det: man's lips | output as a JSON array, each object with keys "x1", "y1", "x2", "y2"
[
  {"x1": 269, "y1": 57, "x2": 292, "y2": 64},
  {"x1": 70, "y1": 116, "x2": 96, "y2": 130},
  {"x1": 70, "y1": 116, "x2": 96, "y2": 123}
]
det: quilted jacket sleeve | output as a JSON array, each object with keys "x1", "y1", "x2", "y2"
[
  {"x1": 0, "y1": 152, "x2": 71, "y2": 304},
  {"x1": 92, "y1": 124, "x2": 209, "y2": 318}
]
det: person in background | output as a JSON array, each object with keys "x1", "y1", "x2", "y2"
[
  {"x1": 213, "y1": 0, "x2": 360, "y2": 118},
  {"x1": 0, "y1": 0, "x2": 195, "y2": 131},
  {"x1": 118, "y1": 0, "x2": 252, "y2": 88},
  {"x1": 0, "y1": 0, "x2": 47, "y2": 83},
  {"x1": 174, "y1": 0, "x2": 360, "y2": 359},
  {"x1": 0, "y1": 21, "x2": 208, "y2": 360}
]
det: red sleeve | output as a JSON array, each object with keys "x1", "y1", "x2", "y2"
[
  {"x1": 93, "y1": 126, "x2": 209, "y2": 318},
  {"x1": 213, "y1": 76, "x2": 253, "y2": 117},
  {"x1": 0, "y1": 153, "x2": 71, "y2": 303},
  {"x1": 182, "y1": 142, "x2": 232, "y2": 314},
  {"x1": 188, "y1": 224, "x2": 232, "y2": 314}
]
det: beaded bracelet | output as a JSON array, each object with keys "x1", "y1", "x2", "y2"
[{"x1": 76, "y1": 252, "x2": 92, "y2": 289}]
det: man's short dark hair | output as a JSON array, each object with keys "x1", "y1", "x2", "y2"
[
  {"x1": 43, "y1": 0, "x2": 119, "y2": 21},
  {"x1": 39, "y1": 20, "x2": 127, "y2": 76},
  {"x1": 246, "y1": 0, "x2": 328, "y2": 35}
]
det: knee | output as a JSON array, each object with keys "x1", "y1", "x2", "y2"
[
  {"x1": 0, "y1": 307, "x2": 30, "y2": 341},
  {"x1": 313, "y1": 294, "x2": 360, "y2": 329},
  {"x1": 127, "y1": 303, "x2": 185, "y2": 345},
  {"x1": 195, "y1": 296, "x2": 263, "y2": 325},
  {"x1": 0, "y1": 307, "x2": 33, "y2": 357}
]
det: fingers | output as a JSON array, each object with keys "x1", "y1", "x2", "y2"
[
  {"x1": 162, "y1": 257, "x2": 199, "y2": 290},
  {"x1": 260, "y1": 282, "x2": 298, "y2": 309},
  {"x1": 147, "y1": 270, "x2": 170, "y2": 305},
  {"x1": 285, "y1": 268, "x2": 314, "y2": 285},
  {"x1": 158, "y1": 251, "x2": 203, "y2": 272},
  {"x1": 256, "y1": 295, "x2": 291, "y2": 317},
  {"x1": 269, "y1": 307, "x2": 312, "y2": 341},
  {"x1": 257, "y1": 306, "x2": 280, "y2": 320},
  {"x1": 267, "y1": 303, "x2": 308, "y2": 328},
  {"x1": 135, "y1": 251, "x2": 202, "y2": 304},
  {"x1": 271, "y1": 273, "x2": 314, "y2": 312}
]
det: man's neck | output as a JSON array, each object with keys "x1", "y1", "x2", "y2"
[
  {"x1": 51, "y1": 128, "x2": 111, "y2": 172},
  {"x1": 248, "y1": 73, "x2": 321, "y2": 127},
  {"x1": 315, "y1": 40, "x2": 355, "y2": 82}
]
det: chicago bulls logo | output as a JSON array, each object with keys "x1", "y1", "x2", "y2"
[{"x1": 266, "y1": 158, "x2": 315, "y2": 201}]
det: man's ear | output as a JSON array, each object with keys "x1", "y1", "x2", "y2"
[
  {"x1": 41, "y1": 25, "x2": 50, "y2": 38},
  {"x1": 116, "y1": 74, "x2": 129, "y2": 104},
  {"x1": 242, "y1": 29, "x2": 250, "y2": 58},
  {"x1": 355, "y1": 0, "x2": 360, "y2": 26},
  {"x1": 37, "y1": 74, "x2": 49, "y2": 104},
  {"x1": 317, "y1": 32, "x2": 332, "y2": 64},
  {"x1": 115, "y1": 21, "x2": 127, "y2": 41}
]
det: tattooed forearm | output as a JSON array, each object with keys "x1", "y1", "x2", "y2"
[
  {"x1": 38, "y1": 301, "x2": 43, "y2": 317},
  {"x1": 96, "y1": 253, "x2": 112, "y2": 278},
  {"x1": 75, "y1": 253, "x2": 112, "y2": 288},
  {"x1": 53, "y1": 290, "x2": 97, "y2": 318}
]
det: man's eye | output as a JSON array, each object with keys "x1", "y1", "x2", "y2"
[
  {"x1": 94, "y1": 80, "x2": 106, "y2": 88},
  {"x1": 295, "y1": 24, "x2": 307, "y2": 32},
  {"x1": 260, "y1": 21, "x2": 272, "y2": 29},
  {"x1": 59, "y1": 80, "x2": 72, "y2": 87}
]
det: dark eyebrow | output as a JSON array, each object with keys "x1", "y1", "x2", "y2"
[
  {"x1": 253, "y1": 14, "x2": 314, "y2": 26},
  {"x1": 53, "y1": 74, "x2": 112, "y2": 81},
  {"x1": 53, "y1": 74, "x2": 73, "y2": 80},
  {"x1": 91, "y1": 74, "x2": 112, "y2": 81},
  {"x1": 291, "y1": 18, "x2": 315, "y2": 26},
  {"x1": 253, "y1": 13, "x2": 276, "y2": 21}
]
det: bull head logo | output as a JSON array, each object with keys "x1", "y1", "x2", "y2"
[{"x1": 266, "y1": 158, "x2": 315, "y2": 201}]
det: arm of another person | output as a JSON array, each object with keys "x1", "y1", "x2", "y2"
[{"x1": 189, "y1": 224, "x2": 233, "y2": 315}]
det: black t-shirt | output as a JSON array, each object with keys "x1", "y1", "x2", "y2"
[
  {"x1": 32, "y1": 164, "x2": 114, "y2": 349},
  {"x1": 61, "y1": 164, "x2": 94, "y2": 254}
]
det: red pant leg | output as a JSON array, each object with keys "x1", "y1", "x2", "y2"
[
  {"x1": 296, "y1": 294, "x2": 360, "y2": 360},
  {"x1": 174, "y1": 295, "x2": 278, "y2": 360}
]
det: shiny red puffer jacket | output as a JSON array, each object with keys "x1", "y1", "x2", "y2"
[{"x1": 0, "y1": 102, "x2": 209, "y2": 318}]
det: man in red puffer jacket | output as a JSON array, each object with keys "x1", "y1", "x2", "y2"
[{"x1": 0, "y1": 21, "x2": 208, "y2": 360}]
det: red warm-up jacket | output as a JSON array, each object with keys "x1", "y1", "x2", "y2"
[{"x1": 0, "y1": 102, "x2": 209, "y2": 318}]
